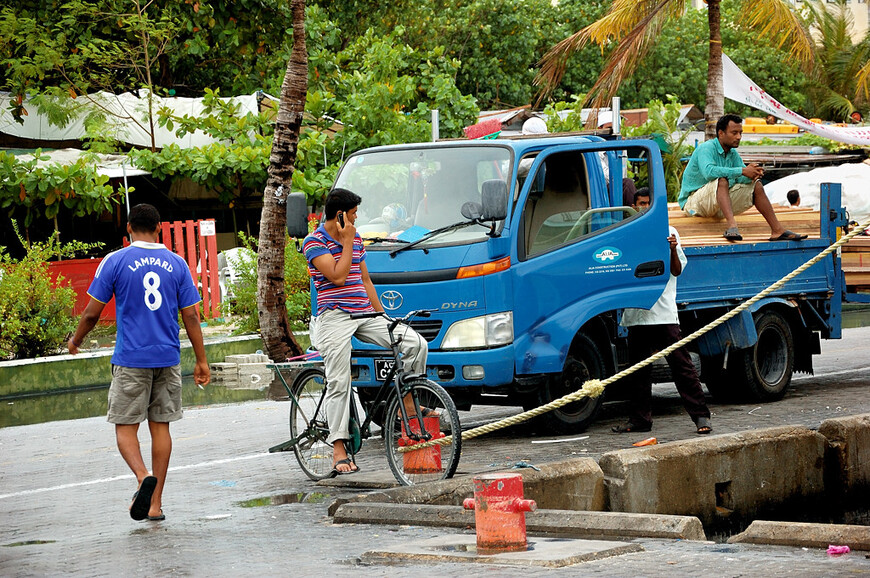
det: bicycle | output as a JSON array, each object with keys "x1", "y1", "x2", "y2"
[{"x1": 268, "y1": 309, "x2": 462, "y2": 486}]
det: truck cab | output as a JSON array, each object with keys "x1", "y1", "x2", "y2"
[{"x1": 300, "y1": 136, "x2": 673, "y2": 433}]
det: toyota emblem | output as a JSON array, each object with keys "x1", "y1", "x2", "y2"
[{"x1": 380, "y1": 290, "x2": 403, "y2": 311}]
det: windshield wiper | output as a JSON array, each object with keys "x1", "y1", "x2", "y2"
[
  {"x1": 390, "y1": 220, "x2": 482, "y2": 257},
  {"x1": 362, "y1": 237, "x2": 410, "y2": 245}
]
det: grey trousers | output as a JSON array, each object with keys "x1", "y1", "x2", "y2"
[{"x1": 310, "y1": 309, "x2": 428, "y2": 445}]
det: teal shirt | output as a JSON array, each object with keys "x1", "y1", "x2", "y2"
[{"x1": 678, "y1": 138, "x2": 752, "y2": 208}]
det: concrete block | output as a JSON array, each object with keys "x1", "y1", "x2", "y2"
[
  {"x1": 333, "y1": 503, "x2": 706, "y2": 541},
  {"x1": 224, "y1": 353, "x2": 270, "y2": 364},
  {"x1": 232, "y1": 363, "x2": 274, "y2": 390},
  {"x1": 729, "y1": 520, "x2": 870, "y2": 550},
  {"x1": 599, "y1": 426, "x2": 827, "y2": 527},
  {"x1": 209, "y1": 362, "x2": 238, "y2": 382},
  {"x1": 361, "y1": 534, "x2": 643, "y2": 568},
  {"x1": 328, "y1": 458, "x2": 605, "y2": 516},
  {"x1": 819, "y1": 413, "x2": 870, "y2": 504}
]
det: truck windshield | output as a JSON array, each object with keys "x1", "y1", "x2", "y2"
[{"x1": 334, "y1": 146, "x2": 511, "y2": 247}]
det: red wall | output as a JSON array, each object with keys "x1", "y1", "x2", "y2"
[{"x1": 47, "y1": 258, "x2": 116, "y2": 322}]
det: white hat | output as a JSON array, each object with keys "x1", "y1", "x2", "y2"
[{"x1": 522, "y1": 117, "x2": 548, "y2": 135}]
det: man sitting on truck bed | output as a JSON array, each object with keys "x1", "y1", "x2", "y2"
[
  {"x1": 303, "y1": 188, "x2": 428, "y2": 475},
  {"x1": 678, "y1": 114, "x2": 807, "y2": 243}
]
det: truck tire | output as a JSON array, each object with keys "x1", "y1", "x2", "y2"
[
  {"x1": 533, "y1": 334, "x2": 605, "y2": 434},
  {"x1": 731, "y1": 311, "x2": 794, "y2": 402}
]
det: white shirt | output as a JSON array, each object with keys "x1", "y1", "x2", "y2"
[{"x1": 621, "y1": 226, "x2": 687, "y2": 326}]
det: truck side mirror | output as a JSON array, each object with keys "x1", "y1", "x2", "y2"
[
  {"x1": 480, "y1": 179, "x2": 508, "y2": 221},
  {"x1": 286, "y1": 192, "x2": 309, "y2": 239},
  {"x1": 461, "y1": 201, "x2": 482, "y2": 220}
]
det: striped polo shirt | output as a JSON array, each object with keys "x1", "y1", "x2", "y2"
[{"x1": 303, "y1": 225, "x2": 375, "y2": 315}]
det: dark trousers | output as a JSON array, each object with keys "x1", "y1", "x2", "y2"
[{"x1": 625, "y1": 324, "x2": 710, "y2": 426}]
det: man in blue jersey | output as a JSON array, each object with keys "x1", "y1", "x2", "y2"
[
  {"x1": 68, "y1": 204, "x2": 210, "y2": 521},
  {"x1": 304, "y1": 188, "x2": 427, "y2": 475}
]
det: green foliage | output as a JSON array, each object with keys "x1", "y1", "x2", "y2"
[
  {"x1": 542, "y1": 95, "x2": 587, "y2": 132},
  {"x1": 225, "y1": 231, "x2": 311, "y2": 334},
  {"x1": 0, "y1": 150, "x2": 122, "y2": 227},
  {"x1": 741, "y1": 132, "x2": 862, "y2": 152},
  {"x1": 623, "y1": 97, "x2": 695, "y2": 201},
  {"x1": 0, "y1": 223, "x2": 102, "y2": 359}
]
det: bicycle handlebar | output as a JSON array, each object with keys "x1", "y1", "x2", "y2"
[{"x1": 349, "y1": 308, "x2": 438, "y2": 322}]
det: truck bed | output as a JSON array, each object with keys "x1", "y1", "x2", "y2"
[{"x1": 668, "y1": 203, "x2": 870, "y2": 294}]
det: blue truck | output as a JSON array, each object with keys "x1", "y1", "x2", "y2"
[{"x1": 287, "y1": 135, "x2": 859, "y2": 433}]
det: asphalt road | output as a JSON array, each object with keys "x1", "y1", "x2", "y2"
[{"x1": 2, "y1": 327, "x2": 870, "y2": 576}]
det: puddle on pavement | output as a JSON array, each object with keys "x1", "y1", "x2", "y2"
[
  {"x1": 1, "y1": 376, "x2": 265, "y2": 428},
  {"x1": 236, "y1": 492, "x2": 331, "y2": 508},
  {"x1": 3, "y1": 540, "x2": 57, "y2": 547}
]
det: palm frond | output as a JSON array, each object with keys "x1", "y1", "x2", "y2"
[
  {"x1": 744, "y1": 0, "x2": 815, "y2": 68},
  {"x1": 535, "y1": 0, "x2": 684, "y2": 102},
  {"x1": 856, "y1": 60, "x2": 870, "y2": 102}
]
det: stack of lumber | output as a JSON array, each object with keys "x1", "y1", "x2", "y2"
[
  {"x1": 668, "y1": 203, "x2": 820, "y2": 247},
  {"x1": 841, "y1": 236, "x2": 870, "y2": 292},
  {"x1": 667, "y1": 202, "x2": 870, "y2": 293}
]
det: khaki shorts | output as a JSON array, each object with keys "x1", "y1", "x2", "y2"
[
  {"x1": 107, "y1": 365, "x2": 183, "y2": 424},
  {"x1": 683, "y1": 179, "x2": 756, "y2": 219}
]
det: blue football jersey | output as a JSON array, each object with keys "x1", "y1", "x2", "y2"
[{"x1": 88, "y1": 241, "x2": 201, "y2": 368}]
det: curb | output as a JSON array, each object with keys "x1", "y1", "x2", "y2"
[
  {"x1": 333, "y1": 503, "x2": 707, "y2": 541},
  {"x1": 729, "y1": 520, "x2": 870, "y2": 550}
]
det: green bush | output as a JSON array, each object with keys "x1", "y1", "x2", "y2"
[
  {"x1": 224, "y1": 230, "x2": 312, "y2": 335},
  {"x1": 0, "y1": 225, "x2": 101, "y2": 359}
]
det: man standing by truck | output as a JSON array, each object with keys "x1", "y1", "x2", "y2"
[
  {"x1": 612, "y1": 228, "x2": 712, "y2": 435},
  {"x1": 679, "y1": 114, "x2": 807, "y2": 243}
]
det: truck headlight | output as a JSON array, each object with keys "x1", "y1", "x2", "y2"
[{"x1": 442, "y1": 312, "x2": 513, "y2": 350}]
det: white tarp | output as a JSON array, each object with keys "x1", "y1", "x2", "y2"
[
  {"x1": 0, "y1": 90, "x2": 260, "y2": 149},
  {"x1": 11, "y1": 148, "x2": 149, "y2": 178},
  {"x1": 766, "y1": 162, "x2": 870, "y2": 223},
  {"x1": 723, "y1": 53, "x2": 870, "y2": 145}
]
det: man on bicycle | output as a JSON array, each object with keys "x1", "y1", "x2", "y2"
[{"x1": 303, "y1": 188, "x2": 428, "y2": 475}]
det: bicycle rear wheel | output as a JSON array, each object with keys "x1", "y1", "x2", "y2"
[
  {"x1": 288, "y1": 368, "x2": 333, "y2": 480},
  {"x1": 384, "y1": 379, "x2": 461, "y2": 486}
]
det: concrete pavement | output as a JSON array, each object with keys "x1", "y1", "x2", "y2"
[{"x1": 2, "y1": 327, "x2": 870, "y2": 575}]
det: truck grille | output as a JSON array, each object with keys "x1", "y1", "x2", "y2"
[{"x1": 408, "y1": 319, "x2": 442, "y2": 342}]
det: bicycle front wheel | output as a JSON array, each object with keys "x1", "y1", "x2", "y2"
[
  {"x1": 384, "y1": 379, "x2": 461, "y2": 486},
  {"x1": 288, "y1": 368, "x2": 333, "y2": 480}
]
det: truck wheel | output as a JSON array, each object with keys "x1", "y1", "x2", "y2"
[
  {"x1": 732, "y1": 311, "x2": 794, "y2": 402},
  {"x1": 533, "y1": 334, "x2": 605, "y2": 434}
]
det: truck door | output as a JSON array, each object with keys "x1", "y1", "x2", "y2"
[{"x1": 512, "y1": 142, "x2": 670, "y2": 376}]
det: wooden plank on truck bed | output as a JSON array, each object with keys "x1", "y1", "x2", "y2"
[{"x1": 667, "y1": 203, "x2": 820, "y2": 247}]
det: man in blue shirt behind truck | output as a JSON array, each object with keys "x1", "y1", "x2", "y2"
[
  {"x1": 679, "y1": 114, "x2": 807, "y2": 243},
  {"x1": 68, "y1": 203, "x2": 210, "y2": 522}
]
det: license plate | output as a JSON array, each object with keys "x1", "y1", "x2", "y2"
[{"x1": 374, "y1": 359, "x2": 395, "y2": 381}]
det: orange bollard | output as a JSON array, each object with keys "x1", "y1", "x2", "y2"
[
  {"x1": 398, "y1": 415, "x2": 444, "y2": 474},
  {"x1": 462, "y1": 473, "x2": 537, "y2": 554}
]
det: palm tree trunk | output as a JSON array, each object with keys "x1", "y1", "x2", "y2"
[
  {"x1": 256, "y1": 0, "x2": 307, "y2": 362},
  {"x1": 705, "y1": 0, "x2": 724, "y2": 141}
]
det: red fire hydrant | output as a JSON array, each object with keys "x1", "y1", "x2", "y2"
[
  {"x1": 398, "y1": 415, "x2": 444, "y2": 474},
  {"x1": 463, "y1": 473, "x2": 537, "y2": 554}
]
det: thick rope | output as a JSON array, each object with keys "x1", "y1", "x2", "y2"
[{"x1": 401, "y1": 218, "x2": 870, "y2": 452}]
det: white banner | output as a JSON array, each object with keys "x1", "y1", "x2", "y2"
[{"x1": 723, "y1": 53, "x2": 870, "y2": 145}]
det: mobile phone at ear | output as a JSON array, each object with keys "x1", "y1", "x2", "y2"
[{"x1": 337, "y1": 212, "x2": 345, "y2": 227}]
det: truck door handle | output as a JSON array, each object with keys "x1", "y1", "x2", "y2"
[{"x1": 635, "y1": 260, "x2": 665, "y2": 278}]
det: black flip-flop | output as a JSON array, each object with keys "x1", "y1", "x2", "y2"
[
  {"x1": 769, "y1": 230, "x2": 808, "y2": 241},
  {"x1": 130, "y1": 476, "x2": 157, "y2": 521},
  {"x1": 147, "y1": 510, "x2": 165, "y2": 521},
  {"x1": 724, "y1": 227, "x2": 743, "y2": 241},
  {"x1": 331, "y1": 457, "x2": 360, "y2": 476}
]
